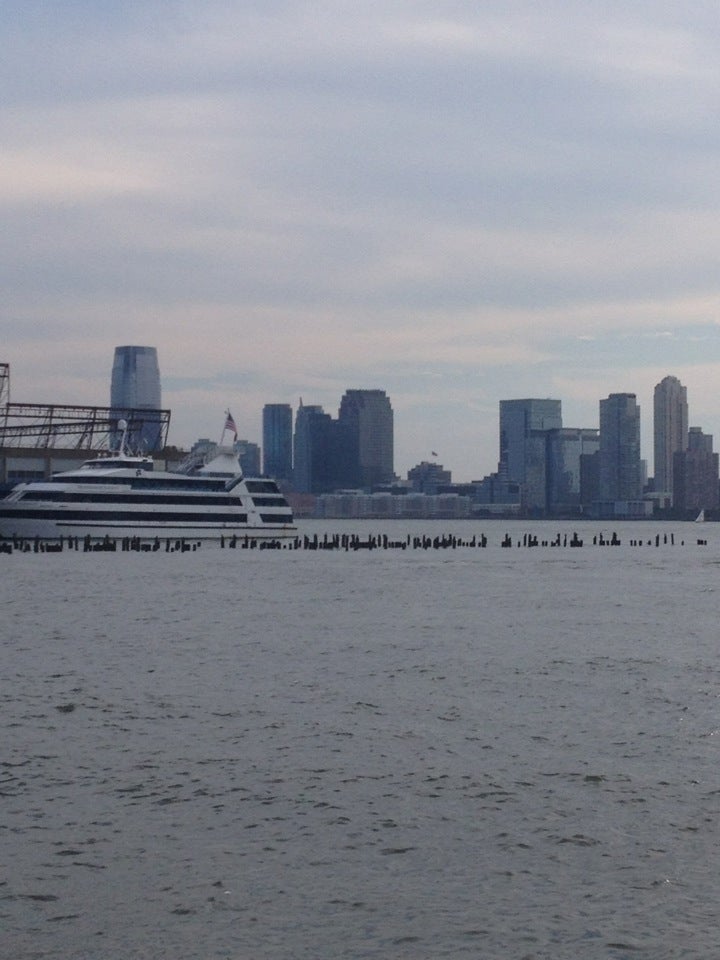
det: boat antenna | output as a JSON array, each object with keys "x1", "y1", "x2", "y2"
[{"x1": 118, "y1": 418, "x2": 129, "y2": 455}]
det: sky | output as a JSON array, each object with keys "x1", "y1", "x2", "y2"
[{"x1": 3, "y1": 1, "x2": 720, "y2": 481}]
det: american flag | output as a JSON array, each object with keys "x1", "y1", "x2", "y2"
[{"x1": 225, "y1": 411, "x2": 238, "y2": 438}]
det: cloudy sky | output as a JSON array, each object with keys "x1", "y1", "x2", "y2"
[{"x1": 3, "y1": 1, "x2": 720, "y2": 480}]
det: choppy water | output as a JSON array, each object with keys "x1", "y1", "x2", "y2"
[{"x1": 3, "y1": 520, "x2": 720, "y2": 959}]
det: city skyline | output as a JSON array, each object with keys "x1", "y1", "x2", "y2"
[
  {"x1": 3, "y1": 350, "x2": 718, "y2": 487},
  {"x1": 4, "y1": 3, "x2": 720, "y2": 480}
]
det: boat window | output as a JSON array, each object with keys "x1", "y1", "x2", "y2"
[
  {"x1": 19, "y1": 490, "x2": 242, "y2": 506},
  {"x1": 131, "y1": 477, "x2": 227, "y2": 491},
  {"x1": 82, "y1": 458, "x2": 153, "y2": 470},
  {"x1": 0, "y1": 508, "x2": 249, "y2": 524},
  {"x1": 245, "y1": 480, "x2": 280, "y2": 493}
]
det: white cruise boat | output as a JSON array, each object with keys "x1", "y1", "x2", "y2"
[{"x1": 0, "y1": 430, "x2": 296, "y2": 542}]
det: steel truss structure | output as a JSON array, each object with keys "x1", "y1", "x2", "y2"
[
  {"x1": 0, "y1": 402, "x2": 171, "y2": 450},
  {"x1": 0, "y1": 362, "x2": 171, "y2": 451}
]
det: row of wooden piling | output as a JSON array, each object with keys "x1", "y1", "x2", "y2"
[
  {"x1": 0, "y1": 529, "x2": 704, "y2": 556},
  {"x1": 295, "y1": 531, "x2": 695, "y2": 551},
  {"x1": 0, "y1": 534, "x2": 203, "y2": 554}
]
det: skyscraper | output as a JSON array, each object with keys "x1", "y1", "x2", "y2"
[
  {"x1": 546, "y1": 427, "x2": 599, "y2": 515},
  {"x1": 337, "y1": 389, "x2": 394, "y2": 488},
  {"x1": 653, "y1": 375, "x2": 688, "y2": 502},
  {"x1": 599, "y1": 393, "x2": 642, "y2": 501},
  {"x1": 110, "y1": 345, "x2": 162, "y2": 452},
  {"x1": 498, "y1": 399, "x2": 562, "y2": 512},
  {"x1": 673, "y1": 427, "x2": 719, "y2": 514},
  {"x1": 292, "y1": 404, "x2": 333, "y2": 494},
  {"x1": 262, "y1": 403, "x2": 293, "y2": 481}
]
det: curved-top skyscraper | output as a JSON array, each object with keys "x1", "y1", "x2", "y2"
[
  {"x1": 110, "y1": 345, "x2": 162, "y2": 452},
  {"x1": 653, "y1": 375, "x2": 688, "y2": 503}
]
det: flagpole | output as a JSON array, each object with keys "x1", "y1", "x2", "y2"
[{"x1": 221, "y1": 409, "x2": 238, "y2": 446}]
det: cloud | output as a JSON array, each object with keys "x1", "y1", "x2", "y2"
[{"x1": 2, "y1": 1, "x2": 720, "y2": 480}]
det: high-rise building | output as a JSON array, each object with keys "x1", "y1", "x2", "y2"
[
  {"x1": 337, "y1": 389, "x2": 394, "y2": 488},
  {"x1": 293, "y1": 404, "x2": 334, "y2": 494},
  {"x1": 110, "y1": 345, "x2": 162, "y2": 452},
  {"x1": 673, "y1": 427, "x2": 719, "y2": 514},
  {"x1": 653, "y1": 375, "x2": 688, "y2": 502},
  {"x1": 598, "y1": 393, "x2": 642, "y2": 501},
  {"x1": 262, "y1": 403, "x2": 293, "y2": 481},
  {"x1": 498, "y1": 399, "x2": 562, "y2": 512},
  {"x1": 236, "y1": 439, "x2": 261, "y2": 477},
  {"x1": 546, "y1": 428, "x2": 599, "y2": 515}
]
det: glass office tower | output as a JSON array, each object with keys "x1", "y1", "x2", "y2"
[
  {"x1": 110, "y1": 345, "x2": 162, "y2": 452},
  {"x1": 653, "y1": 375, "x2": 688, "y2": 503},
  {"x1": 599, "y1": 392, "x2": 642, "y2": 501},
  {"x1": 337, "y1": 389, "x2": 394, "y2": 488},
  {"x1": 262, "y1": 403, "x2": 293, "y2": 481},
  {"x1": 498, "y1": 398, "x2": 562, "y2": 513}
]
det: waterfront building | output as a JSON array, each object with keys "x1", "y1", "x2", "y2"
[
  {"x1": 262, "y1": 403, "x2": 293, "y2": 481},
  {"x1": 292, "y1": 403, "x2": 354, "y2": 494},
  {"x1": 653, "y1": 376, "x2": 688, "y2": 504},
  {"x1": 293, "y1": 404, "x2": 332, "y2": 494},
  {"x1": 315, "y1": 490, "x2": 471, "y2": 520},
  {"x1": 110, "y1": 345, "x2": 163, "y2": 452},
  {"x1": 673, "y1": 427, "x2": 719, "y2": 514},
  {"x1": 460, "y1": 467, "x2": 522, "y2": 513},
  {"x1": 337, "y1": 389, "x2": 394, "y2": 488},
  {"x1": 498, "y1": 399, "x2": 562, "y2": 513},
  {"x1": 236, "y1": 439, "x2": 261, "y2": 477},
  {"x1": 546, "y1": 428, "x2": 600, "y2": 515},
  {"x1": 580, "y1": 450, "x2": 600, "y2": 511},
  {"x1": 598, "y1": 393, "x2": 642, "y2": 502},
  {"x1": 407, "y1": 460, "x2": 451, "y2": 494}
]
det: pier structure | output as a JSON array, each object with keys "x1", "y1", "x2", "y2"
[
  {"x1": 0, "y1": 528, "x2": 700, "y2": 556},
  {"x1": 0, "y1": 361, "x2": 171, "y2": 489}
]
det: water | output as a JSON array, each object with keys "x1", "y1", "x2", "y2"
[{"x1": 3, "y1": 520, "x2": 720, "y2": 959}]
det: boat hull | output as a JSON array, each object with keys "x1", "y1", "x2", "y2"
[
  {"x1": 0, "y1": 514, "x2": 297, "y2": 542},
  {"x1": 0, "y1": 445, "x2": 296, "y2": 542}
]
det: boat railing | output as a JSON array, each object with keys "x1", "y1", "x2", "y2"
[{"x1": 174, "y1": 451, "x2": 209, "y2": 475}]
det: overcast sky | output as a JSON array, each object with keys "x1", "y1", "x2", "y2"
[{"x1": 3, "y1": 1, "x2": 720, "y2": 480}]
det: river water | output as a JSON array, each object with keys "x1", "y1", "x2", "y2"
[{"x1": 3, "y1": 520, "x2": 720, "y2": 959}]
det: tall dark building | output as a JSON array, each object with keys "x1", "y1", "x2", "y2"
[
  {"x1": 653, "y1": 375, "x2": 688, "y2": 502},
  {"x1": 236, "y1": 439, "x2": 261, "y2": 477},
  {"x1": 546, "y1": 428, "x2": 599, "y2": 515},
  {"x1": 599, "y1": 393, "x2": 642, "y2": 501},
  {"x1": 673, "y1": 427, "x2": 719, "y2": 514},
  {"x1": 110, "y1": 345, "x2": 163, "y2": 452},
  {"x1": 337, "y1": 389, "x2": 394, "y2": 488},
  {"x1": 498, "y1": 399, "x2": 562, "y2": 512},
  {"x1": 262, "y1": 403, "x2": 293, "y2": 481},
  {"x1": 292, "y1": 404, "x2": 336, "y2": 494}
]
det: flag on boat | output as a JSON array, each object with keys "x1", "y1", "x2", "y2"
[{"x1": 224, "y1": 411, "x2": 238, "y2": 439}]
